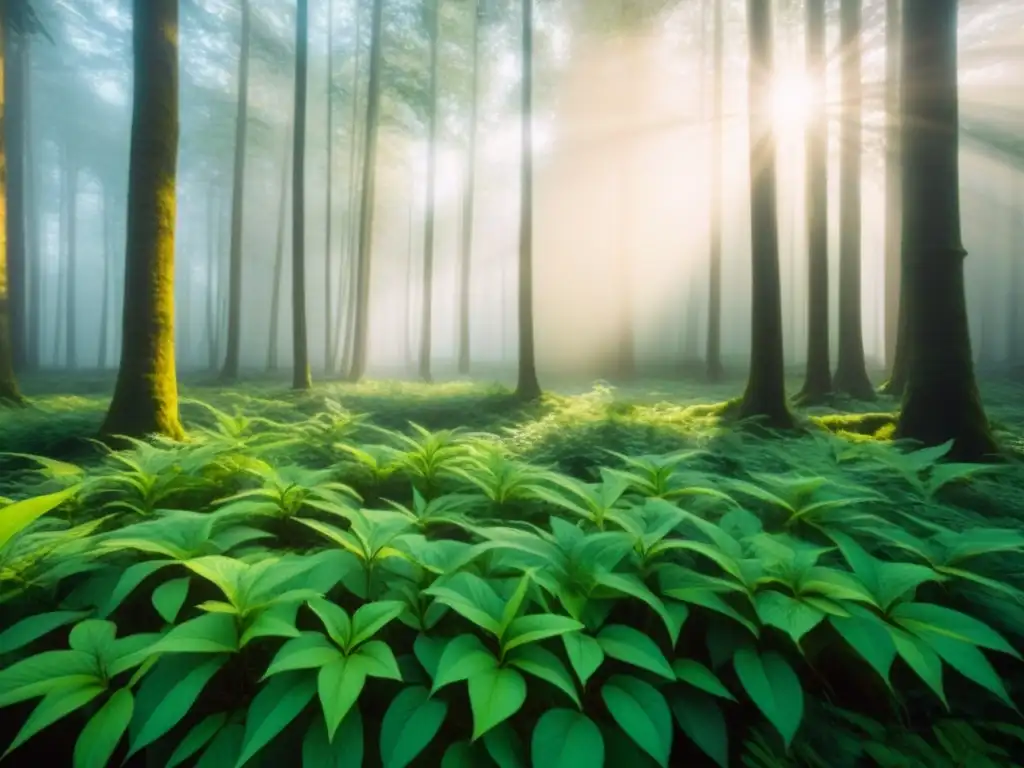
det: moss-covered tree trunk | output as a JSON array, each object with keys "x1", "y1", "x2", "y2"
[
  {"x1": 101, "y1": 0, "x2": 183, "y2": 440},
  {"x1": 515, "y1": 0, "x2": 541, "y2": 401},
  {"x1": 797, "y1": 0, "x2": 831, "y2": 402},
  {"x1": 832, "y1": 0, "x2": 874, "y2": 400},
  {"x1": 4, "y1": 26, "x2": 26, "y2": 374},
  {"x1": 346, "y1": 0, "x2": 385, "y2": 383},
  {"x1": 882, "y1": 0, "x2": 902, "y2": 380},
  {"x1": 291, "y1": 0, "x2": 312, "y2": 391},
  {"x1": 267, "y1": 125, "x2": 291, "y2": 372},
  {"x1": 0, "y1": 12, "x2": 23, "y2": 405},
  {"x1": 738, "y1": 0, "x2": 791, "y2": 427},
  {"x1": 705, "y1": 0, "x2": 724, "y2": 382},
  {"x1": 457, "y1": 0, "x2": 480, "y2": 376},
  {"x1": 895, "y1": 0, "x2": 996, "y2": 460},
  {"x1": 221, "y1": 0, "x2": 251, "y2": 383},
  {"x1": 418, "y1": 0, "x2": 441, "y2": 384}
]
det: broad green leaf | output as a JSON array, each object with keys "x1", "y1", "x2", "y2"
[
  {"x1": 433, "y1": 634, "x2": 499, "y2": 693},
  {"x1": 413, "y1": 634, "x2": 446, "y2": 681},
  {"x1": 890, "y1": 627, "x2": 947, "y2": 707},
  {"x1": 195, "y1": 722, "x2": 245, "y2": 768},
  {"x1": 307, "y1": 598, "x2": 352, "y2": 649},
  {"x1": 507, "y1": 645, "x2": 581, "y2": 708},
  {"x1": 129, "y1": 655, "x2": 227, "y2": 755},
  {"x1": 597, "y1": 624, "x2": 674, "y2": 680},
  {"x1": 350, "y1": 600, "x2": 406, "y2": 648},
  {"x1": 0, "y1": 486, "x2": 77, "y2": 550},
  {"x1": 302, "y1": 710, "x2": 364, "y2": 768},
  {"x1": 0, "y1": 610, "x2": 91, "y2": 655},
  {"x1": 601, "y1": 675, "x2": 673, "y2": 767},
  {"x1": 754, "y1": 591, "x2": 826, "y2": 646},
  {"x1": 240, "y1": 602, "x2": 302, "y2": 646},
  {"x1": 165, "y1": 713, "x2": 229, "y2": 768},
  {"x1": 350, "y1": 640, "x2": 403, "y2": 680},
  {"x1": 236, "y1": 672, "x2": 317, "y2": 767},
  {"x1": 594, "y1": 572, "x2": 678, "y2": 643},
  {"x1": 264, "y1": 632, "x2": 344, "y2": 678},
  {"x1": 149, "y1": 612, "x2": 239, "y2": 654},
  {"x1": 152, "y1": 578, "x2": 191, "y2": 624},
  {"x1": 829, "y1": 605, "x2": 897, "y2": 687},
  {"x1": 3, "y1": 682, "x2": 105, "y2": 758},
  {"x1": 99, "y1": 561, "x2": 172, "y2": 611},
  {"x1": 673, "y1": 659, "x2": 735, "y2": 701},
  {"x1": 69, "y1": 620, "x2": 118, "y2": 659},
  {"x1": 562, "y1": 632, "x2": 604, "y2": 687},
  {"x1": 920, "y1": 632, "x2": 1017, "y2": 710},
  {"x1": 502, "y1": 614, "x2": 585, "y2": 653},
  {"x1": 183, "y1": 556, "x2": 249, "y2": 606},
  {"x1": 425, "y1": 573, "x2": 505, "y2": 636},
  {"x1": 442, "y1": 740, "x2": 488, "y2": 768},
  {"x1": 732, "y1": 648, "x2": 803, "y2": 749},
  {"x1": 530, "y1": 709, "x2": 604, "y2": 768},
  {"x1": 670, "y1": 689, "x2": 729, "y2": 768},
  {"x1": 0, "y1": 649, "x2": 100, "y2": 707},
  {"x1": 890, "y1": 603, "x2": 1021, "y2": 658},
  {"x1": 483, "y1": 722, "x2": 527, "y2": 768},
  {"x1": 318, "y1": 657, "x2": 368, "y2": 741},
  {"x1": 468, "y1": 666, "x2": 528, "y2": 741},
  {"x1": 380, "y1": 685, "x2": 448, "y2": 768},
  {"x1": 499, "y1": 573, "x2": 535, "y2": 636},
  {"x1": 73, "y1": 688, "x2": 134, "y2": 768}
]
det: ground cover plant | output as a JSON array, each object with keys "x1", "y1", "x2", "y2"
[{"x1": 3, "y1": 379, "x2": 1024, "y2": 767}]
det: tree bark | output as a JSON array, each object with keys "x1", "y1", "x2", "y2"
[
  {"x1": 101, "y1": 0, "x2": 183, "y2": 439},
  {"x1": 457, "y1": 0, "x2": 481, "y2": 376},
  {"x1": 291, "y1": 0, "x2": 312, "y2": 390},
  {"x1": 418, "y1": 0, "x2": 441, "y2": 383},
  {"x1": 0, "y1": 12, "x2": 23, "y2": 404},
  {"x1": 797, "y1": 0, "x2": 831, "y2": 402},
  {"x1": 895, "y1": 0, "x2": 996, "y2": 460},
  {"x1": 832, "y1": 0, "x2": 874, "y2": 399},
  {"x1": 738, "y1": 0, "x2": 791, "y2": 427},
  {"x1": 221, "y1": 0, "x2": 251, "y2": 382},
  {"x1": 24, "y1": 31, "x2": 39, "y2": 372},
  {"x1": 515, "y1": 0, "x2": 541, "y2": 400},
  {"x1": 346, "y1": 0, "x2": 385, "y2": 382},
  {"x1": 267, "y1": 125, "x2": 291, "y2": 372},
  {"x1": 705, "y1": 0, "x2": 724, "y2": 381}
]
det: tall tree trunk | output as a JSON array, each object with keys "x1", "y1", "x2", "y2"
[
  {"x1": 882, "y1": 0, "x2": 902, "y2": 375},
  {"x1": 24, "y1": 32, "x2": 39, "y2": 372},
  {"x1": 346, "y1": 0, "x2": 385, "y2": 382},
  {"x1": 65, "y1": 156, "x2": 78, "y2": 371},
  {"x1": 205, "y1": 183, "x2": 218, "y2": 370},
  {"x1": 98, "y1": 185, "x2": 112, "y2": 369},
  {"x1": 705, "y1": 0, "x2": 724, "y2": 381},
  {"x1": 895, "y1": 0, "x2": 995, "y2": 460},
  {"x1": 102, "y1": 0, "x2": 183, "y2": 439},
  {"x1": 291, "y1": 0, "x2": 312, "y2": 390},
  {"x1": 324, "y1": 0, "x2": 337, "y2": 373},
  {"x1": 54, "y1": 142, "x2": 67, "y2": 366},
  {"x1": 221, "y1": 0, "x2": 251, "y2": 382},
  {"x1": 216, "y1": 191, "x2": 229, "y2": 364},
  {"x1": 0, "y1": 11, "x2": 23, "y2": 404},
  {"x1": 797, "y1": 0, "x2": 831, "y2": 402},
  {"x1": 268, "y1": 126, "x2": 292, "y2": 372},
  {"x1": 4, "y1": 27, "x2": 26, "y2": 373},
  {"x1": 457, "y1": 0, "x2": 480, "y2": 376},
  {"x1": 833, "y1": 0, "x2": 874, "y2": 399},
  {"x1": 419, "y1": 0, "x2": 441, "y2": 383},
  {"x1": 738, "y1": 0, "x2": 791, "y2": 427},
  {"x1": 515, "y1": 0, "x2": 540, "y2": 400}
]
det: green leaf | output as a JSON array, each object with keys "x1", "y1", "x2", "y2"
[
  {"x1": 149, "y1": 612, "x2": 239, "y2": 654},
  {"x1": 502, "y1": 614, "x2": 585, "y2": 653},
  {"x1": 433, "y1": 634, "x2": 499, "y2": 693},
  {"x1": 890, "y1": 627, "x2": 947, "y2": 707},
  {"x1": 890, "y1": 603, "x2": 1021, "y2": 658},
  {"x1": 530, "y1": 709, "x2": 604, "y2": 768},
  {"x1": 507, "y1": 644, "x2": 581, "y2": 708},
  {"x1": 597, "y1": 624, "x2": 674, "y2": 680},
  {"x1": 500, "y1": 573, "x2": 535, "y2": 636},
  {"x1": 307, "y1": 598, "x2": 352, "y2": 649},
  {"x1": 350, "y1": 600, "x2": 407, "y2": 648},
  {"x1": 468, "y1": 666, "x2": 528, "y2": 741},
  {"x1": 101, "y1": 560, "x2": 174, "y2": 617},
  {"x1": 920, "y1": 632, "x2": 1017, "y2": 710},
  {"x1": 73, "y1": 688, "x2": 134, "y2": 768},
  {"x1": 829, "y1": 605, "x2": 897, "y2": 687},
  {"x1": 350, "y1": 640, "x2": 403, "y2": 680},
  {"x1": 673, "y1": 659, "x2": 735, "y2": 701},
  {"x1": 0, "y1": 486, "x2": 77, "y2": 550},
  {"x1": 563, "y1": 632, "x2": 604, "y2": 687},
  {"x1": 152, "y1": 578, "x2": 191, "y2": 624},
  {"x1": 69, "y1": 620, "x2": 118, "y2": 659},
  {"x1": 413, "y1": 634, "x2": 446, "y2": 681},
  {"x1": 236, "y1": 672, "x2": 317, "y2": 767},
  {"x1": 195, "y1": 722, "x2": 244, "y2": 768},
  {"x1": 425, "y1": 573, "x2": 504, "y2": 636},
  {"x1": 129, "y1": 654, "x2": 227, "y2": 756},
  {"x1": 166, "y1": 713, "x2": 229, "y2": 768},
  {"x1": 302, "y1": 710, "x2": 364, "y2": 768},
  {"x1": 240, "y1": 602, "x2": 302, "y2": 647},
  {"x1": 754, "y1": 591, "x2": 826, "y2": 646},
  {"x1": 3, "y1": 682, "x2": 105, "y2": 758},
  {"x1": 182, "y1": 555, "x2": 248, "y2": 607},
  {"x1": 732, "y1": 647, "x2": 803, "y2": 749},
  {"x1": 318, "y1": 657, "x2": 368, "y2": 741},
  {"x1": 442, "y1": 740, "x2": 488, "y2": 768},
  {"x1": 0, "y1": 649, "x2": 100, "y2": 707},
  {"x1": 483, "y1": 722, "x2": 527, "y2": 768},
  {"x1": 380, "y1": 685, "x2": 448, "y2": 768},
  {"x1": 601, "y1": 675, "x2": 673, "y2": 767},
  {"x1": 0, "y1": 610, "x2": 91, "y2": 655},
  {"x1": 264, "y1": 632, "x2": 344, "y2": 678},
  {"x1": 670, "y1": 689, "x2": 729, "y2": 768}
]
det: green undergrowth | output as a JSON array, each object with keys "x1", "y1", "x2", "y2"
[{"x1": 3, "y1": 380, "x2": 1024, "y2": 765}]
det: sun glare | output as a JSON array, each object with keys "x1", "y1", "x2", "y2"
[{"x1": 772, "y1": 71, "x2": 814, "y2": 129}]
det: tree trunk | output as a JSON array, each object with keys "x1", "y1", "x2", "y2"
[
  {"x1": 832, "y1": 0, "x2": 874, "y2": 399},
  {"x1": 346, "y1": 0, "x2": 385, "y2": 382},
  {"x1": 221, "y1": 0, "x2": 251, "y2": 382},
  {"x1": 738, "y1": 0, "x2": 791, "y2": 427},
  {"x1": 205, "y1": 183, "x2": 217, "y2": 370},
  {"x1": 65, "y1": 156, "x2": 78, "y2": 371},
  {"x1": 515, "y1": 0, "x2": 541, "y2": 400},
  {"x1": 1009, "y1": 176, "x2": 1021, "y2": 365},
  {"x1": 24, "y1": 31, "x2": 39, "y2": 372},
  {"x1": 268, "y1": 125, "x2": 291, "y2": 372},
  {"x1": 0, "y1": 12, "x2": 23, "y2": 404},
  {"x1": 101, "y1": 0, "x2": 183, "y2": 440},
  {"x1": 797, "y1": 0, "x2": 831, "y2": 402},
  {"x1": 882, "y1": 0, "x2": 901, "y2": 374},
  {"x1": 324, "y1": 0, "x2": 336, "y2": 373},
  {"x1": 418, "y1": 0, "x2": 441, "y2": 383},
  {"x1": 895, "y1": 0, "x2": 995, "y2": 460},
  {"x1": 457, "y1": 0, "x2": 481, "y2": 376},
  {"x1": 705, "y1": 0, "x2": 724, "y2": 381},
  {"x1": 291, "y1": 0, "x2": 312, "y2": 390},
  {"x1": 4, "y1": 26, "x2": 26, "y2": 373},
  {"x1": 98, "y1": 185, "x2": 112, "y2": 369}
]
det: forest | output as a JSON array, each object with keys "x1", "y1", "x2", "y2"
[{"x1": 1, "y1": 0, "x2": 1024, "y2": 765}]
